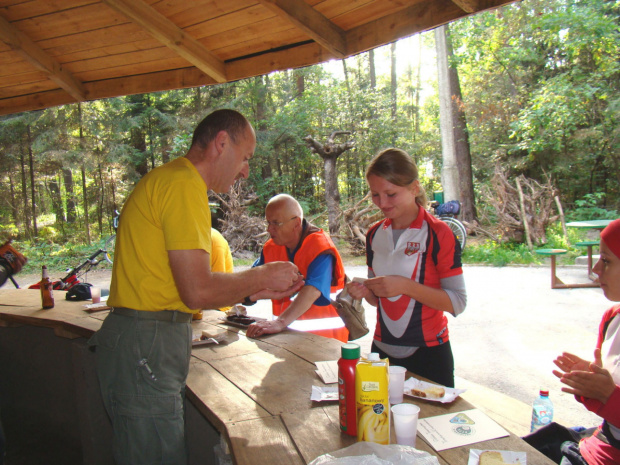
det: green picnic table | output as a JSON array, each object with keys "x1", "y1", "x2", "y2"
[
  {"x1": 535, "y1": 248, "x2": 599, "y2": 289},
  {"x1": 566, "y1": 219, "x2": 612, "y2": 230}
]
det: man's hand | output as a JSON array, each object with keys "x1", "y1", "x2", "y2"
[
  {"x1": 246, "y1": 319, "x2": 286, "y2": 338},
  {"x1": 260, "y1": 261, "x2": 303, "y2": 291},
  {"x1": 250, "y1": 278, "x2": 305, "y2": 302}
]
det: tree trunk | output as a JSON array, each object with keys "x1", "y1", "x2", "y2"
[
  {"x1": 369, "y1": 49, "x2": 376, "y2": 89},
  {"x1": 8, "y1": 174, "x2": 19, "y2": 228},
  {"x1": 79, "y1": 103, "x2": 91, "y2": 245},
  {"x1": 435, "y1": 24, "x2": 477, "y2": 224},
  {"x1": 444, "y1": 28, "x2": 477, "y2": 223},
  {"x1": 19, "y1": 150, "x2": 30, "y2": 238},
  {"x1": 304, "y1": 132, "x2": 355, "y2": 235},
  {"x1": 414, "y1": 35, "x2": 422, "y2": 137},
  {"x1": 47, "y1": 178, "x2": 64, "y2": 223},
  {"x1": 26, "y1": 125, "x2": 38, "y2": 237},
  {"x1": 63, "y1": 168, "x2": 77, "y2": 223},
  {"x1": 390, "y1": 42, "x2": 397, "y2": 122}
]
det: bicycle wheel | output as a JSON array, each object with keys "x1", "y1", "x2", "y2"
[
  {"x1": 442, "y1": 217, "x2": 467, "y2": 250},
  {"x1": 104, "y1": 234, "x2": 116, "y2": 264}
]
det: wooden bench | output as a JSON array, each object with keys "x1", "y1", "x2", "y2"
[
  {"x1": 535, "y1": 249, "x2": 599, "y2": 289},
  {"x1": 576, "y1": 240, "x2": 599, "y2": 281}
]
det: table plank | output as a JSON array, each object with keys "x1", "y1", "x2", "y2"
[
  {"x1": 226, "y1": 416, "x2": 305, "y2": 465},
  {"x1": 281, "y1": 406, "x2": 355, "y2": 463},
  {"x1": 186, "y1": 357, "x2": 272, "y2": 432},
  {"x1": 207, "y1": 347, "x2": 319, "y2": 415}
]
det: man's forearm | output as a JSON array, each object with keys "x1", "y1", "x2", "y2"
[{"x1": 276, "y1": 285, "x2": 320, "y2": 327}]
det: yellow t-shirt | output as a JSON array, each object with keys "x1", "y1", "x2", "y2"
[
  {"x1": 210, "y1": 228, "x2": 234, "y2": 312},
  {"x1": 108, "y1": 157, "x2": 212, "y2": 312},
  {"x1": 210, "y1": 228, "x2": 233, "y2": 274}
]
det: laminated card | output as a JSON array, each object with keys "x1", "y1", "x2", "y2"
[{"x1": 418, "y1": 409, "x2": 509, "y2": 451}]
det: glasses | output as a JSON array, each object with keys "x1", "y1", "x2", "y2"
[{"x1": 264, "y1": 216, "x2": 298, "y2": 229}]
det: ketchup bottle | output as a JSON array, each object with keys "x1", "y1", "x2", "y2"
[
  {"x1": 40, "y1": 265, "x2": 54, "y2": 309},
  {"x1": 338, "y1": 343, "x2": 360, "y2": 436}
]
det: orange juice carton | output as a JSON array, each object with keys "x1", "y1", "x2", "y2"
[{"x1": 355, "y1": 353, "x2": 390, "y2": 444}]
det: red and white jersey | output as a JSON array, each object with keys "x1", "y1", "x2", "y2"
[{"x1": 366, "y1": 208, "x2": 463, "y2": 347}]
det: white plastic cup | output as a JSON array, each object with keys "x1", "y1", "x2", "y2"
[
  {"x1": 90, "y1": 286, "x2": 101, "y2": 304},
  {"x1": 388, "y1": 366, "x2": 407, "y2": 404},
  {"x1": 391, "y1": 403, "x2": 420, "y2": 447}
]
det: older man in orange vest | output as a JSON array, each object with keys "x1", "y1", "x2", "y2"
[{"x1": 245, "y1": 194, "x2": 348, "y2": 342}]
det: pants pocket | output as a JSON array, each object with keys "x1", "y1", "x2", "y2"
[{"x1": 111, "y1": 392, "x2": 186, "y2": 465}]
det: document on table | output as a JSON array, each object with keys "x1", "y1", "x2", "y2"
[
  {"x1": 315, "y1": 360, "x2": 338, "y2": 384},
  {"x1": 418, "y1": 408, "x2": 509, "y2": 451}
]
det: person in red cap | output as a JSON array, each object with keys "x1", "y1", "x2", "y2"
[{"x1": 525, "y1": 218, "x2": 620, "y2": 465}]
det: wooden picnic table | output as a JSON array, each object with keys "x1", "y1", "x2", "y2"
[{"x1": 0, "y1": 288, "x2": 554, "y2": 465}]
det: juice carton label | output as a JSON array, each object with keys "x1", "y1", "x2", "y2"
[{"x1": 355, "y1": 359, "x2": 390, "y2": 444}]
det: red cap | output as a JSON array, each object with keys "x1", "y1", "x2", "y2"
[{"x1": 601, "y1": 219, "x2": 620, "y2": 259}]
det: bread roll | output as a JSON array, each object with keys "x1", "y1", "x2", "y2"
[{"x1": 479, "y1": 451, "x2": 516, "y2": 465}]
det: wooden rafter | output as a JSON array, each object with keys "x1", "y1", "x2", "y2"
[
  {"x1": 450, "y1": 0, "x2": 479, "y2": 13},
  {"x1": 0, "y1": 14, "x2": 86, "y2": 102},
  {"x1": 102, "y1": 0, "x2": 227, "y2": 83},
  {"x1": 256, "y1": 0, "x2": 347, "y2": 58}
]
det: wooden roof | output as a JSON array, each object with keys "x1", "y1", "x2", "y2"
[{"x1": 0, "y1": 0, "x2": 517, "y2": 116}]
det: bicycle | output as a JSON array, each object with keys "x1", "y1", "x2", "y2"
[
  {"x1": 430, "y1": 200, "x2": 467, "y2": 250},
  {"x1": 27, "y1": 236, "x2": 115, "y2": 290}
]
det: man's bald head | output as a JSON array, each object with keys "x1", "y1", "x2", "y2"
[{"x1": 266, "y1": 194, "x2": 303, "y2": 220}]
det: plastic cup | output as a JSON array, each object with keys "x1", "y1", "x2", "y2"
[
  {"x1": 90, "y1": 286, "x2": 101, "y2": 304},
  {"x1": 391, "y1": 403, "x2": 420, "y2": 447},
  {"x1": 388, "y1": 366, "x2": 407, "y2": 404}
]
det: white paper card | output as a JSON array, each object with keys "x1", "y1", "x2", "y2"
[
  {"x1": 315, "y1": 360, "x2": 338, "y2": 384},
  {"x1": 311, "y1": 385, "x2": 338, "y2": 402},
  {"x1": 418, "y1": 409, "x2": 509, "y2": 451}
]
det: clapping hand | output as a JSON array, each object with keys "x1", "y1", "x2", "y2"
[{"x1": 553, "y1": 349, "x2": 615, "y2": 404}]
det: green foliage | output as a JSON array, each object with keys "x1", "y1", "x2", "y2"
[
  {"x1": 463, "y1": 239, "x2": 538, "y2": 266},
  {"x1": 17, "y1": 237, "x2": 113, "y2": 276},
  {"x1": 566, "y1": 193, "x2": 619, "y2": 221}
]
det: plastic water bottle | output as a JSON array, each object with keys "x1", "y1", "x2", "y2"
[{"x1": 530, "y1": 390, "x2": 554, "y2": 432}]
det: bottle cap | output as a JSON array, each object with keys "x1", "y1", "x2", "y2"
[
  {"x1": 341, "y1": 343, "x2": 360, "y2": 360},
  {"x1": 367, "y1": 352, "x2": 380, "y2": 361},
  {"x1": 539, "y1": 390, "x2": 549, "y2": 397}
]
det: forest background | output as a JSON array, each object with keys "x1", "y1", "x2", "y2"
[{"x1": 0, "y1": 0, "x2": 618, "y2": 275}]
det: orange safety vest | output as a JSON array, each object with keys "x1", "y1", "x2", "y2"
[{"x1": 263, "y1": 228, "x2": 348, "y2": 342}]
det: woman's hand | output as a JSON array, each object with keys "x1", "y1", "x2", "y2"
[
  {"x1": 554, "y1": 349, "x2": 616, "y2": 404},
  {"x1": 364, "y1": 276, "x2": 409, "y2": 298},
  {"x1": 346, "y1": 281, "x2": 377, "y2": 306},
  {"x1": 553, "y1": 352, "x2": 591, "y2": 376}
]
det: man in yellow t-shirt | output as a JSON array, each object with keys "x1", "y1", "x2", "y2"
[{"x1": 88, "y1": 109, "x2": 303, "y2": 465}]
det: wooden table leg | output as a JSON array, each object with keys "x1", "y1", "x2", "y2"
[{"x1": 550, "y1": 255, "x2": 564, "y2": 289}]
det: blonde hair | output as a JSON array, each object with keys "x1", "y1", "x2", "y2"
[{"x1": 366, "y1": 148, "x2": 428, "y2": 207}]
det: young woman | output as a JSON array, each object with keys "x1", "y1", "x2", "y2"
[
  {"x1": 526, "y1": 219, "x2": 620, "y2": 465},
  {"x1": 347, "y1": 148, "x2": 467, "y2": 387}
]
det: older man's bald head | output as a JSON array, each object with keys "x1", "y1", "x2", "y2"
[{"x1": 266, "y1": 194, "x2": 303, "y2": 219}]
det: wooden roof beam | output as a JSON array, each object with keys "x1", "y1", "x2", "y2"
[
  {"x1": 0, "y1": 14, "x2": 86, "y2": 102},
  {"x1": 102, "y1": 0, "x2": 227, "y2": 83},
  {"x1": 450, "y1": 0, "x2": 479, "y2": 13},
  {"x1": 256, "y1": 0, "x2": 347, "y2": 59}
]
